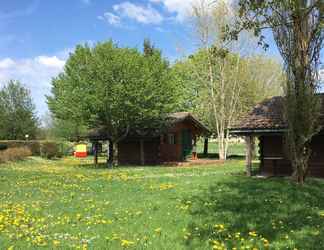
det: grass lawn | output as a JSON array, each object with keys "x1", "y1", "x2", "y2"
[
  {"x1": 1, "y1": 158, "x2": 324, "y2": 249},
  {"x1": 196, "y1": 141, "x2": 246, "y2": 157}
]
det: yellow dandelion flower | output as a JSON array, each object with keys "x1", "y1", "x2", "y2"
[
  {"x1": 120, "y1": 239, "x2": 135, "y2": 248},
  {"x1": 155, "y1": 227, "x2": 162, "y2": 234},
  {"x1": 248, "y1": 231, "x2": 257, "y2": 237}
]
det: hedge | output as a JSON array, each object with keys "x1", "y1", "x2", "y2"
[
  {"x1": 0, "y1": 140, "x2": 74, "y2": 158},
  {"x1": 0, "y1": 147, "x2": 32, "y2": 164}
]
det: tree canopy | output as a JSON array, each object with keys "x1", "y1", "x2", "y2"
[
  {"x1": 48, "y1": 40, "x2": 181, "y2": 164},
  {"x1": 0, "y1": 80, "x2": 39, "y2": 140}
]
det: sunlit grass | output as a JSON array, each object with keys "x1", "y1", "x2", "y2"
[{"x1": 1, "y1": 157, "x2": 324, "y2": 249}]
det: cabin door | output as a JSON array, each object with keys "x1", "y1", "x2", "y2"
[{"x1": 182, "y1": 129, "x2": 192, "y2": 160}]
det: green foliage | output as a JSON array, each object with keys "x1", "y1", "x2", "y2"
[
  {"x1": 48, "y1": 41, "x2": 181, "y2": 164},
  {"x1": 38, "y1": 112, "x2": 86, "y2": 141},
  {"x1": 40, "y1": 141, "x2": 62, "y2": 159},
  {"x1": 143, "y1": 38, "x2": 157, "y2": 57},
  {"x1": 173, "y1": 50, "x2": 284, "y2": 132},
  {"x1": 0, "y1": 80, "x2": 39, "y2": 140},
  {"x1": 0, "y1": 140, "x2": 41, "y2": 155},
  {"x1": 0, "y1": 147, "x2": 32, "y2": 163}
]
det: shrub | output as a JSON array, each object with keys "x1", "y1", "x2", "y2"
[
  {"x1": 0, "y1": 140, "x2": 40, "y2": 155},
  {"x1": 0, "y1": 147, "x2": 32, "y2": 163},
  {"x1": 40, "y1": 141, "x2": 62, "y2": 159},
  {"x1": 58, "y1": 141, "x2": 74, "y2": 157}
]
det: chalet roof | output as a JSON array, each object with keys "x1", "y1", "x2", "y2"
[
  {"x1": 168, "y1": 112, "x2": 210, "y2": 133},
  {"x1": 230, "y1": 95, "x2": 324, "y2": 134},
  {"x1": 87, "y1": 112, "x2": 210, "y2": 140}
]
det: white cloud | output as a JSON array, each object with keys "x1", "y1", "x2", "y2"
[
  {"x1": 36, "y1": 56, "x2": 65, "y2": 68},
  {"x1": 0, "y1": 58, "x2": 15, "y2": 69},
  {"x1": 0, "y1": 53, "x2": 66, "y2": 115},
  {"x1": 150, "y1": 0, "x2": 227, "y2": 22},
  {"x1": 150, "y1": 0, "x2": 196, "y2": 21},
  {"x1": 113, "y1": 2, "x2": 163, "y2": 24},
  {"x1": 98, "y1": 12, "x2": 121, "y2": 26}
]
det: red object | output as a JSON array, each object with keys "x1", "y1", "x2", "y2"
[{"x1": 75, "y1": 151, "x2": 87, "y2": 158}]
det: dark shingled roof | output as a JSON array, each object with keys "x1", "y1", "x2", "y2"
[
  {"x1": 231, "y1": 96, "x2": 286, "y2": 132},
  {"x1": 87, "y1": 112, "x2": 210, "y2": 140},
  {"x1": 231, "y1": 94, "x2": 324, "y2": 134}
]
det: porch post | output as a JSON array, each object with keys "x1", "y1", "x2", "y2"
[
  {"x1": 94, "y1": 142, "x2": 98, "y2": 165},
  {"x1": 107, "y1": 139, "x2": 113, "y2": 168},
  {"x1": 245, "y1": 135, "x2": 253, "y2": 176},
  {"x1": 140, "y1": 139, "x2": 145, "y2": 165},
  {"x1": 203, "y1": 137, "x2": 208, "y2": 156}
]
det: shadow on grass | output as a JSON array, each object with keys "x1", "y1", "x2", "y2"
[{"x1": 184, "y1": 176, "x2": 324, "y2": 249}]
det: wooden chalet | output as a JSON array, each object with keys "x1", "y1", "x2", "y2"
[
  {"x1": 88, "y1": 112, "x2": 210, "y2": 165},
  {"x1": 230, "y1": 96, "x2": 324, "y2": 178}
]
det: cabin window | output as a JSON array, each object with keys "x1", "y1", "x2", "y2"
[{"x1": 168, "y1": 133, "x2": 176, "y2": 145}]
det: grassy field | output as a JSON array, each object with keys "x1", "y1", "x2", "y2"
[
  {"x1": 196, "y1": 140, "x2": 246, "y2": 157},
  {"x1": 1, "y1": 158, "x2": 324, "y2": 249}
]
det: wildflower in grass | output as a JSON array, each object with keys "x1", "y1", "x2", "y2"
[
  {"x1": 51, "y1": 239, "x2": 60, "y2": 245},
  {"x1": 211, "y1": 240, "x2": 225, "y2": 250},
  {"x1": 262, "y1": 238, "x2": 269, "y2": 247},
  {"x1": 120, "y1": 239, "x2": 135, "y2": 248},
  {"x1": 214, "y1": 224, "x2": 225, "y2": 233},
  {"x1": 154, "y1": 227, "x2": 162, "y2": 235},
  {"x1": 76, "y1": 213, "x2": 82, "y2": 220},
  {"x1": 159, "y1": 183, "x2": 175, "y2": 190},
  {"x1": 248, "y1": 231, "x2": 257, "y2": 237}
]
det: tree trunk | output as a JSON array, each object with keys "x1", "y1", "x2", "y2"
[
  {"x1": 107, "y1": 139, "x2": 114, "y2": 168},
  {"x1": 203, "y1": 138, "x2": 208, "y2": 156},
  {"x1": 112, "y1": 141, "x2": 118, "y2": 166},
  {"x1": 109, "y1": 139, "x2": 113, "y2": 163},
  {"x1": 218, "y1": 132, "x2": 227, "y2": 161}
]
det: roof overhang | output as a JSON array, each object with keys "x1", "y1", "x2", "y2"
[{"x1": 229, "y1": 128, "x2": 287, "y2": 136}]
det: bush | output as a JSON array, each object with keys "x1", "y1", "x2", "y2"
[
  {"x1": 0, "y1": 140, "x2": 40, "y2": 155},
  {"x1": 58, "y1": 141, "x2": 74, "y2": 156},
  {"x1": 0, "y1": 147, "x2": 32, "y2": 163},
  {"x1": 40, "y1": 141, "x2": 62, "y2": 159}
]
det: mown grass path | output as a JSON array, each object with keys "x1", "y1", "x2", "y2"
[{"x1": 1, "y1": 157, "x2": 324, "y2": 249}]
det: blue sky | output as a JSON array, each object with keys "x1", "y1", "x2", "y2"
[{"x1": 0, "y1": 0, "x2": 283, "y2": 116}]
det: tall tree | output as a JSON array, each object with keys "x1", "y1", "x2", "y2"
[
  {"x1": 48, "y1": 41, "x2": 180, "y2": 166},
  {"x1": 230, "y1": 0, "x2": 323, "y2": 183},
  {"x1": 189, "y1": 0, "x2": 283, "y2": 159},
  {"x1": 0, "y1": 80, "x2": 38, "y2": 140},
  {"x1": 173, "y1": 50, "x2": 284, "y2": 155}
]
